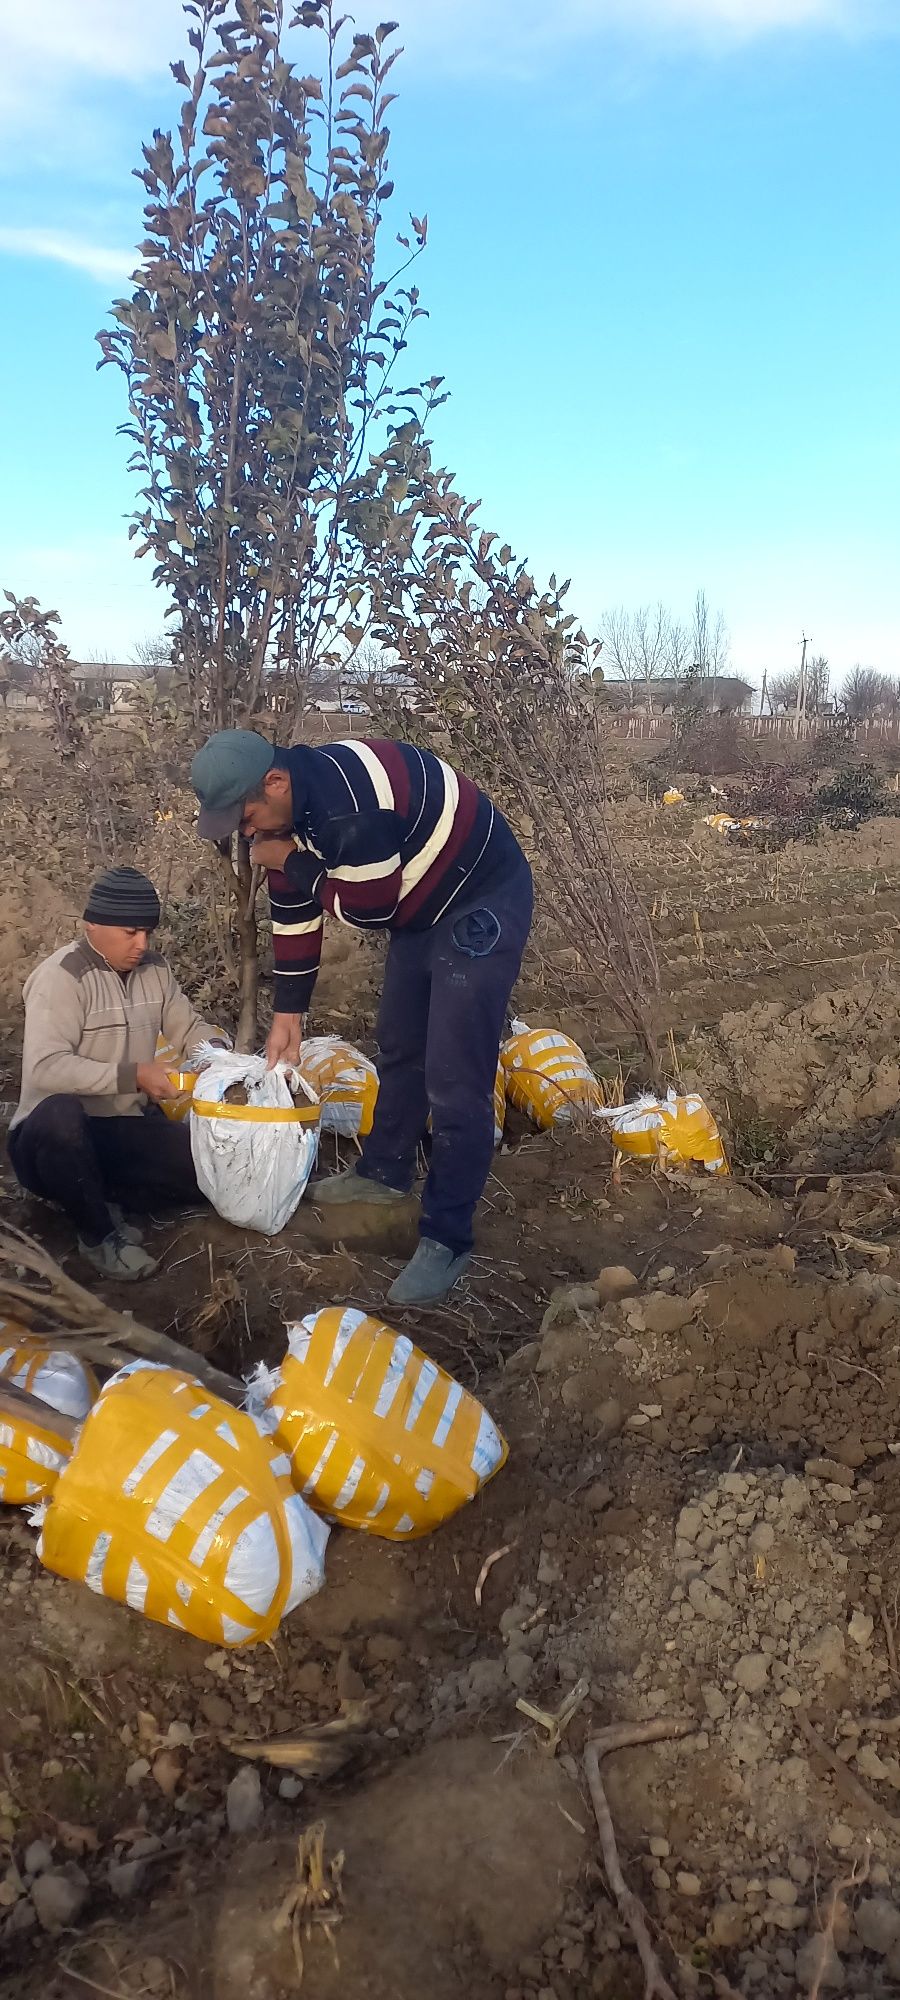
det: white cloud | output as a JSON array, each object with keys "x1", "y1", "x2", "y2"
[
  {"x1": 0, "y1": 226, "x2": 134, "y2": 284},
  {"x1": 0, "y1": 1, "x2": 182, "y2": 88},
  {"x1": 0, "y1": 0, "x2": 892, "y2": 121}
]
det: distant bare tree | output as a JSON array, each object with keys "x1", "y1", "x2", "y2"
[
  {"x1": 770, "y1": 656, "x2": 830, "y2": 716},
  {"x1": 632, "y1": 602, "x2": 669, "y2": 694},
  {"x1": 667, "y1": 617, "x2": 692, "y2": 678},
  {"x1": 691, "y1": 587, "x2": 729, "y2": 677},
  {"x1": 132, "y1": 633, "x2": 173, "y2": 673},
  {"x1": 600, "y1": 602, "x2": 694, "y2": 700},
  {"x1": 599, "y1": 606, "x2": 639, "y2": 699},
  {"x1": 841, "y1": 665, "x2": 884, "y2": 721}
]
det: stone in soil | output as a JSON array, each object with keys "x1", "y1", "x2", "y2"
[
  {"x1": 226, "y1": 1765, "x2": 263, "y2": 1835},
  {"x1": 855, "y1": 1895, "x2": 900, "y2": 1955},
  {"x1": 30, "y1": 1866, "x2": 89, "y2": 1932},
  {"x1": 733, "y1": 1653, "x2": 769, "y2": 1694},
  {"x1": 795, "y1": 1934, "x2": 843, "y2": 1989},
  {"x1": 595, "y1": 1266, "x2": 640, "y2": 1302},
  {"x1": 23, "y1": 1841, "x2": 53, "y2": 1877}
]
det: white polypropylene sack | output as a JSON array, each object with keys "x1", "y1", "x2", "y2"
[{"x1": 190, "y1": 1051, "x2": 320, "y2": 1235}]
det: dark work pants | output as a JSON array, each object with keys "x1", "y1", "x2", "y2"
[
  {"x1": 358, "y1": 856, "x2": 534, "y2": 1255},
  {"x1": 8, "y1": 1096, "x2": 201, "y2": 1244}
]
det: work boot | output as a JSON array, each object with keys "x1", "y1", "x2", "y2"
[
  {"x1": 313, "y1": 1166, "x2": 409, "y2": 1207},
  {"x1": 108, "y1": 1204, "x2": 144, "y2": 1245},
  {"x1": 77, "y1": 1231, "x2": 158, "y2": 1282},
  {"x1": 387, "y1": 1239, "x2": 472, "y2": 1308}
]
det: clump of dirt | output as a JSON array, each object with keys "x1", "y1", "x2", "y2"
[
  {"x1": 530, "y1": 1254, "x2": 900, "y2": 1470},
  {"x1": 692, "y1": 978, "x2": 900, "y2": 1164},
  {"x1": 571, "y1": 1463, "x2": 900, "y2": 1994}
]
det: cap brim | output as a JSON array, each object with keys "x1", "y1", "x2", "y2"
[{"x1": 197, "y1": 801, "x2": 243, "y2": 841}]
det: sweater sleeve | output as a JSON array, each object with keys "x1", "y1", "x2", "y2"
[
  {"x1": 315, "y1": 809, "x2": 404, "y2": 929},
  {"x1": 21, "y1": 961, "x2": 136, "y2": 1098},
  {"x1": 269, "y1": 853, "x2": 325, "y2": 1016}
]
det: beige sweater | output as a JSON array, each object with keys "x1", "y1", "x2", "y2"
[{"x1": 12, "y1": 936, "x2": 220, "y2": 1128}]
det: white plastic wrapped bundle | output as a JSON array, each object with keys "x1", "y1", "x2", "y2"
[
  {"x1": 297, "y1": 1036, "x2": 379, "y2": 1139},
  {"x1": 0, "y1": 1333, "x2": 98, "y2": 1505},
  {"x1": 190, "y1": 1050, "x2": 320, "y2": 1234},
  {"x1": 37, "y1": 1361, "x2": 328, "y2": 1647},
  {"x1": 255, "y1": 1306, "x2": 508, "y2": 1540}
]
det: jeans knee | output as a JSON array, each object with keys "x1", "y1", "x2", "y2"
[{"x1": 27, "y1": 1094, "x2": 88, "y2": 1145}]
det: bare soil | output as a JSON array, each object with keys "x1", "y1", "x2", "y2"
[{"x1": 4, "y1": 730, "x2": 900, "y2": 2000}]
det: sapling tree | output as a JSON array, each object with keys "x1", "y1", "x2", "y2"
[{"x1": 98, "y1": 0, "x2": 431, "y2": 1041}]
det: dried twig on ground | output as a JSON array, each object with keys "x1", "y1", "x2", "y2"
[
  {"x1": 0, "y1": 1224, "x2": 241, "y2": 1403},
  {"x1": 227, "y1": 1704, "x2": 372, "y2": 1783},
  {"x1": 805, "y1": 1846, "x2": 871, "y2": 2000},
  {"x1": 517, "y1": 1676, "x2": 590, "y2": 1755},
  {"x1": 583, "y1": 1717, "x2": 695, "y2": 2000},
  {"x1": 474, "y1": 1541, "x2": 514, "y2": 1606},
  {"x1": 274, "y1": 1820, "x2": 345, "y2": 1986}
]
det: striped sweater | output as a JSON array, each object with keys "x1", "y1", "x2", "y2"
[{"x1": 268, "y1": 739, "x2": 524, "y2": 1015}]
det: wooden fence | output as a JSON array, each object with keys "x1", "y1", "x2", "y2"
[{"x1": 606, "y1": 712, "x2": 900, "y2": 745}]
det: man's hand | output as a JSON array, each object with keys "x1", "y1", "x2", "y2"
[
  {"x1": 136, "y1": 1059, "x2": 179, "y2": 1104},
  {"x1": 266, "y1": 1013, "x2": 303, "y2": 1070},
  {"x1": 250, "y1": 836, "x2": 295, "y2": 872}
]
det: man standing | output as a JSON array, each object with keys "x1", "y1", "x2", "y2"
[
  {"x1": 8, "y1": 867, "x2": 222, "y2": 1280},
  {"x1": 191, "y1": 731, "x2": 533, "y2": 1305}
]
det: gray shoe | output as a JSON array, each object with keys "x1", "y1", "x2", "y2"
[
  {"x1": 109, "y1": 1204, "x2": 144, "y2": 1245},
  {"x1": 387, "y1": 1239, "x2": 472, "y2": 1307},
  {"x1": 77, "y1": 1231, "x2": 158, "y2": 1282},
  {"x1": 313, "y1": 1166, "x2": 409, "y2": 1208}
]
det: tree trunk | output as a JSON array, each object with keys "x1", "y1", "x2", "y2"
[
  {"x1": 215, "y1": 843, "x2": 260, "y2": 1052},
  {"x1": 234, "y1": 835, "x2": 260, "y2": 1051}
]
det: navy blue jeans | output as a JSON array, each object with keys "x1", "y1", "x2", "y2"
[{"x1": 358, "y1": 857, "x2": 534, "y2": 1254}]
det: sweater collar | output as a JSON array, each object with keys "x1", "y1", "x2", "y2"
[{"x1": 273, "y1": 744, "x2": 311, "y2": 833}]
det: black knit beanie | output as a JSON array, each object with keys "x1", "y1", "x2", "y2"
[{"x1": 83, "y1": 867, "x2": 161, "y2": 929}]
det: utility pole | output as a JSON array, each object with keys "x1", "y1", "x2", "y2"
[
  {"x1": 759, "y1": 669, "x2": 768, "y2": 718},
  {"x1": 793, "y1": 634, "x2": 809, "y2": 739}
]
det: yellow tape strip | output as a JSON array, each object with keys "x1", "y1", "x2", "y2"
[{"x1": 191, "y1": 1098, "x2": 320, "y2": 1126}]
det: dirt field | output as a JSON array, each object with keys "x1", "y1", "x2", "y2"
[{"x1": 4, "y1": 726, "x2": 900, "y2": 2000}]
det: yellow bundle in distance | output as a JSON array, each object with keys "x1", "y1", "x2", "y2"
[
  {"x1": 38, "y1": 1363, "x2": 328, "y2": 1646},
  {"x1": 600, "y1": 1091, "x2": 729, "y2": 1175},
  {"x1": 501, "y1": 1020, "x2": 603, "y2": 1128},
  {"x1": 298, "y1": 1036, "x2": 380, "y2": 1139},
  {"x1": 0, "y1": 1329, "x2": 97, "y2": 1505},
  {"x1": 261, "y1": 1307, "x2": 508, "y2": 1540}
]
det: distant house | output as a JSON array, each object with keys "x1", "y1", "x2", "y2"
[
  {"x1": 606, "y1": 676, "x2": 754, "y2": 717},
  {"x1": 70, "y1": 662, "x2": 145, "y2": 711}
]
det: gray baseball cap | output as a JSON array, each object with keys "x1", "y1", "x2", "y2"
[{"x1": 191, "y1": 730, "x2": 276, "y2": 839}]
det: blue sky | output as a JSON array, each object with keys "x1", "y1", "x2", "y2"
[{"x1": 0, "y1": 0, "x2": 897, "y2": 685}]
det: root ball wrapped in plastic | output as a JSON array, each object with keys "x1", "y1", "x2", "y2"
[
  {"x1": 0, "y1": 1330, "x2": 97, "y2": 1505},
  {"x1": 501, "y1": 1020, "x2": 603, "y2": 1128},
  {"x1": 37, "y1": 1362, "x2": 328, "y2": 1646},
  {"x1": 257, "y1": 1307, "x2": 508, "y2": 1540},
  {"x1": 297, "y1": 1037, "x2": 380, "y2": 1140},
  {"x1": 600, "y1": 1090, "x2": 729, "y2": 1175},
  {"x1": 190, "y1": 1050, "x2": 320, "y2": 1233}
]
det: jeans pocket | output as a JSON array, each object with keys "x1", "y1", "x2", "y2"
[{"x1": 451, "y1": 908, "x2": 502, "y2": 959}]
